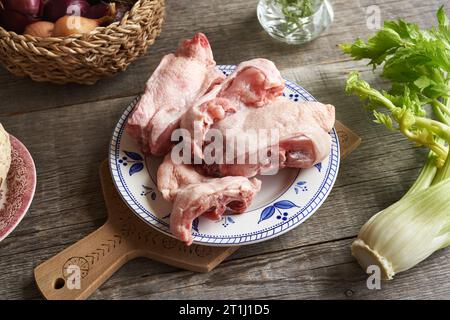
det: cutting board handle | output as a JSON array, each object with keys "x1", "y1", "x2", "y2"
[{"x1": 34, "y1": 220, "x2": 138, "y2": 300}]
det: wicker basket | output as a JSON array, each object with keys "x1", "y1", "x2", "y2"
[{"x1": 0, "y1": 0, "x2": 165, "y2": 84}]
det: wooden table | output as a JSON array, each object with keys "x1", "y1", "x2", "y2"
[{"x1": 1, "y1": 0, "x2": 449, "y2": 300}]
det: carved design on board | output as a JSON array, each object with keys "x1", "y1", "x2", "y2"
[
  {"x1": 337, "y1": 130, "x2": 349, "y2": 147},
  {"x1": 62, "y1": 257, "x2": 89, "y2": 280}
]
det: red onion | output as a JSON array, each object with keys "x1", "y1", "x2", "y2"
[
  {"x1": 43, "y1": 0, "x2": 90, "y2": 22},
  {"x1": 85, "y1": 2, "x2": 130, "y2": 23},
  {"x1": 84, "y1": 1, "x2": 110, "y2": 20},
  {"x1": 0, "y1": 0, "x2": 43, "y2": 33},
  {"x1": 112, "y1": 2, "x2": 131, "y2": 23}
]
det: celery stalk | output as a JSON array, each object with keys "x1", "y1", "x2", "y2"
[
  {"x1": 403, "y1": 153, "x2": 437, "y2": 196},
  {"x1": 352, "y1": 179, "x2": 450, "y2": 280},
  {"x1": 352, "y1": 95, "x2": 450, "y2": 280},
  {"x1": 343, "y1": 7, "x2": 450, "y2": 280},
  {"x1": 432, "y1": 97, "x2": 450, "y2": 185}
]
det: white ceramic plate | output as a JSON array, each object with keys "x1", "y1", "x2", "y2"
[{"x1": 109, "y1": 65, "x2": 340, "y2": 246}]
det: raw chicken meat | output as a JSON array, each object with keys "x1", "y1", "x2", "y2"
[
  {"x1": 201, "y1": 97, "x2": 336, "y2": 177},
  {"x1": 218, "y1": 59, "x2": 285, "y2": 107},
  {"x1": 180, "y1": 58, "x2": 285, "y2": 158},
  {"x1": 126, "y1": 33, "x2": 225, "y2": 156},
  {"x1": 157, "y1": 155, "x2": 261, "y2": 245},
  {"x1": 125, "y1": 35, "x2": 335, "y2": 244}
]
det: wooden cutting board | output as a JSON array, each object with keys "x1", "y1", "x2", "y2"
[{"x1": 34, "y1": 121, "x2": 360, "y2": 300}]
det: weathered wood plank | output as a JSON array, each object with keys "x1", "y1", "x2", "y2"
[
  {"x1": 87, "y1": 238, "x2": 450, "y2": 300},
  {"x1": 3, "y1": 234, "x2": 449, "y2": 299},
  {"x1": 0, "y1": 0, "x2": 446, "y2": 115}
]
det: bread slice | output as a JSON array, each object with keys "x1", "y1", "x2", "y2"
[{"x1": 0, "y1": 123, "x2": 11, "y2": 188}]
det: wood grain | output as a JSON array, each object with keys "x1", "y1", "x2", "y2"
[
  {"x1": 0, "y1": 0, "x2": 449, "y2": 300},
  {"x1": 34, "y1": 161, "x2": 238, "y2": 299},
  {"x1": 89, "y1": 238, "x2": 450, "y2": 300}
]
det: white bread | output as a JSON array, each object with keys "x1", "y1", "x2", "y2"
[{"x1": 0, "y1": 123, "x2": 11, "y2": 187}]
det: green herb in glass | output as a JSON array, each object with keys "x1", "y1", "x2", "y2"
[{"x1": 274, "y1": 0, "x2": 316, "y2": 34}]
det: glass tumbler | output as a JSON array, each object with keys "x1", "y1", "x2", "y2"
[{"x1": 257, "y1": 0, "x2": 334, "y2": 45}]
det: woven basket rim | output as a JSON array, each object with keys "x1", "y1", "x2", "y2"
[
  {"x1": 0, "y1": 0, "x2": 163, "y2": 43},
  {"x1": 0, "y1": 0, "x2": 165, "y2": 84}
]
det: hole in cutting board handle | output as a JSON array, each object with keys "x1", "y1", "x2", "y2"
[{"x1": 53, "y1": 278, "x2": 65, "y2": 290}]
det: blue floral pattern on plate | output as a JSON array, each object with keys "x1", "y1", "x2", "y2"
[
  {"x1": 258, "y1": 200, "x2": 299, "y2": 223},
  {"x1": 119, "y1": 151, "x2": 145, "y2": 176},
  {"x1": 216, "y1": 216, "x2": 236, "y2": 228},
  {"x1": 141, "y1": 185, "x2": 157, "y2": 200},
  {"x1": 314, "y1": 162, "x2": 322, "y2": 172},
  {"x1": 109, "y1": 65, "x2": 340, "y2": 246},
  {"x1": 192, "y1": 218, "x2": 200, "y2": 232},
  {"x1": 294, "y1": 181, "x2": 308, "y2": 194}
]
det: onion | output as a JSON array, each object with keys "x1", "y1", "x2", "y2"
[
  {"x1": 52, "y1": 4, "x2": 115, "y2": 37},
  {"x1": 43, "y1": 0, "x2": 90, "y2": 22},
  {"x1": 85, "y1": 2, "x2": 119, "y2": 26},
  {"x1": 84, "y1": 1, "x2": 132, "y2": 23},
  {"x1": 24, "y1": 21, "x2": 54, "y2": 37},
  {"x1": 112, "y1": 2, "x2": 131, "y2": 23},
  {"x1": 1, "y1": 0, "x2": 42, "y2": 16},
  {"x1": 85, "y1": 1, "x2": 110, "y2": 19},
  {"x1": 0, "y1": 0, "x2": 43, "y2": 33}
]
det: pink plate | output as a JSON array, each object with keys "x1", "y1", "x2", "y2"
[{"x1": 0, "y1": 135, "x2": 36, "y2": 242}]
